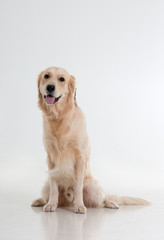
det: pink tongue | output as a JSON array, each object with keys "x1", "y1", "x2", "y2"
[{"x1": 45, "y1": 96, "x2": 55, "y2": 104}]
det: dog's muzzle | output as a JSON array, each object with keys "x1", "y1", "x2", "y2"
[{"x1": 44, "y1": 94, "x2": 61, "y2": 105}]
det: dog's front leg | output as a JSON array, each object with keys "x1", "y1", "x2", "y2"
[
  {"x1": 43, "y1": 176, "x2": 58, "y2": 212},
  {"x1": 74, "y1": 155, "x2": 86, "y2": 214}
]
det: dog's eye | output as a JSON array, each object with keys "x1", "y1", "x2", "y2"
[
  {"x1": 44, "y1": 74, "x2": 49, "y2": 79},
  {"x1": 59, "y1": 77, "x2": 65, "y2": 82}
]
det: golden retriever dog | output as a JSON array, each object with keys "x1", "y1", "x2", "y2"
[{"x1": 32, "y1": 66, "x2": 149, "y2": 213}]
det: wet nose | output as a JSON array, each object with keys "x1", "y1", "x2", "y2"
[{"x1": 46, "y1": 84, "x2": 55, "y2": 93}]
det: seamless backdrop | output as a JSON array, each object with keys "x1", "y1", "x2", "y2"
[{"x1": 0, "y1": 0, "x2": 164, "y2": 201}]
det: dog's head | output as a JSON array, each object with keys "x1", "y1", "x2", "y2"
[{"x1": 37, "y1": 67, "x2": 76, "y2": 118}]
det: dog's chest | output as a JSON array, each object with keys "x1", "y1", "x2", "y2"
[
  {"x1": 50, "y1": 151, "x2": 75, "y2": 187},
  {"x1": 43, "y1": 121, "x2": 76, "y2": 187}
]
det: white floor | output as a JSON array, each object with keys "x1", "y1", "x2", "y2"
[
  {"x1": 0, "y1": 194, "x2": 164, "y2": 240},
  {"x1": 0, "y1": 160, "x2": 164, "y2": 240}
]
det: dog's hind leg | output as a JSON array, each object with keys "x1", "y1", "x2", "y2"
[
  {"x1": 31, "y1": 198, "x2": 46, "y2": 207},
  {"x1": 83, "y1": 177, "x2": 118, "y2": 209},
  {"x1": 31, "y1": 181, "x2": 49, "y2": 207}
]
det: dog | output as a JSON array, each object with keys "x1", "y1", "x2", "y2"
[{"x1": 32, "y1": 66, "x2": 149, "y2": 213}]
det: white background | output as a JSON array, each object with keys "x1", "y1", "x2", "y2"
[{"x1": 0, "y1": 1, "x2": 164, "y2": 239}]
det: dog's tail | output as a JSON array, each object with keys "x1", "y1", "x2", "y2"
[{"x1": 108, "y1": 195, "x2": 150, "y2": 205}]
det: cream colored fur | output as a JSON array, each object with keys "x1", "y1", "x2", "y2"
[{"x1": 31, "y1": 66, "x2": 149, "y2": 213}]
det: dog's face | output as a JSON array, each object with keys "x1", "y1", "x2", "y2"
[{"x1": 37, "y1": 67, "x2": 75, "y2": 114}]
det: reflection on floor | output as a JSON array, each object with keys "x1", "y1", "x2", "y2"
[{"x1": 0, "y1": 193, "x2": 164, "y2": 240}]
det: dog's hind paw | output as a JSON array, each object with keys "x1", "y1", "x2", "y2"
[
  {"x1": 31, "y1": 198, "x2": 45, "y2": 207},
  {"x1": 104, "y1": 199, "x2": 119, "y2": 209}
]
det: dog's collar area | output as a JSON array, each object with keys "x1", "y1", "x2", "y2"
[{"x1": 44, "y1": 94, "x2": 62, "y2": 104}]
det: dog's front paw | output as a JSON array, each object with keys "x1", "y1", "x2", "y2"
[
  {"x1": 74, "y1": 204, "x2": 86, "y2": 214},
  {"x1": 43, "y1": 203, "x2": 57, "y2": 212}
]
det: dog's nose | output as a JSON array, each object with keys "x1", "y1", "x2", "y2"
[{"x1": 46, "y1": 84, "x2": 55, "y2": 93}]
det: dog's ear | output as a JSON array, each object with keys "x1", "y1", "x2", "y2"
[
  {"x1": 37, "y1": 72, "x2": 44, "y2": 110},
  {"x1": 68, "y1": 75, "x2": 76, "y2": 95}
]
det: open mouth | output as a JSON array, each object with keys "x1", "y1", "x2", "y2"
[{"x1": 44, "y1": 94, "x2": 62, "y2": 105}]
